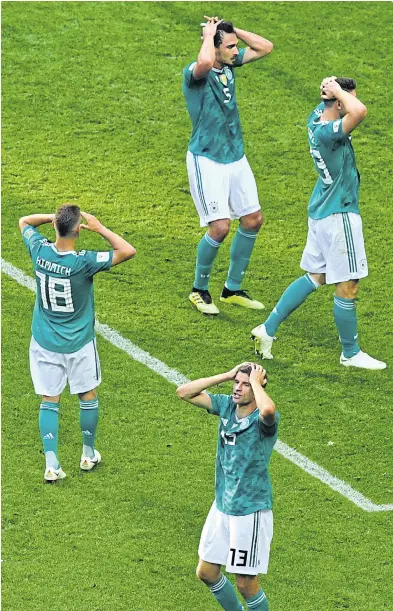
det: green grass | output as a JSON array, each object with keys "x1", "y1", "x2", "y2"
[{"x1": 2, "y1": 2, "x2": 393, "y2": 610}]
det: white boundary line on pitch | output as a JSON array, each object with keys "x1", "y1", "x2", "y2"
[{"x1": 2, "y1": 257, "x2": 392, "y2": 513}]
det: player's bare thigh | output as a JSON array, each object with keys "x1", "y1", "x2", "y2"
[{"x1": 308, "y1": 272, "x2": 326, "y2": 286}]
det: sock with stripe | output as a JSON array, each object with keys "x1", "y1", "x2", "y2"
[
  {"x1": 226, "y1": 227, "x2": 258, "y2": 291},
  {"x1": 264, "y1": 273, "x2": 318, "y2": 337},
  {"x1": 208, "y1": 574, "x2": 244, "y2": 611},
  {"x1": 79, "y1": 397, "x2": 99, "y2": 459},
  {"x1": 245, "y1": 589, "x2": 269, "y2": 610},
  {"x1": 334, "y1": 296, "x2": 360, "y2": 358},
  {"x1": 39, "y1": 401, "x2": 60, "y2": 469},
  {"x1": 194, "y1": 232, "x2": 222, "y2": 290}
]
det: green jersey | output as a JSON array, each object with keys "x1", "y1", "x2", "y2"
[
  {"x1": 307, "y1": 103, "x2": 360, "y2": 220},
  {"x1": 207, "y1": 393, "x2": 279, "y2": 516},
  {"x1": 182, "y1": 48, "x2": 246, "y2": 164},
  {"x1": 23, "y1": 226, "x2": 113, "y2": 353}
]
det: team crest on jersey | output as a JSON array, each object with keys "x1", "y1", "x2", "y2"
[
  {"x1": 223, "y1": 66, "x2": 233, "y2": 82},
  {"x1": 219, "y1": 74, "x2": 228, "y2": 86}
]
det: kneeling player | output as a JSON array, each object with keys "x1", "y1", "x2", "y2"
[{"x1": 177, "y1": 363, "x2": 278, "y2": 610}]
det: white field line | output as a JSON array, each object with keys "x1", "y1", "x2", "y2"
[{"x1": 2, "y1": 257, "x2": 392, "y2": 513}]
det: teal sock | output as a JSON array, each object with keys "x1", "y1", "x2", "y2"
[
  {"x1": 226, "y1": 227, "x2": 258, "y2": 291},
  {"x1": 79, "y1": 397, "x2": 99, "y2": 459},
  {"x1": 39, "y1": 401, "x2": 60, "y2": 469},
  {"x1": 246, "y1": 588, "x2": 269, "y2": 610},
  {"x1": 334, "y1": 296, "x2": 360, "y2": 358},
  {"x1": 209, "y1": 574, "x2": 244, "y2": 611},
  {"x1": 265, "y1": 273, "x2": 318, "y2": 336},
  {"x1": 194, "y1": 232, "x2": 221, "y2": 290}
]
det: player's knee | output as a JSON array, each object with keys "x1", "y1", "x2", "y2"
[
  {"x1": 235, "y1": 574, "x2": 258, "y2": 597},
  {"x1": 240, "y1": 211, "x2": 263, "y2": 232},
  {"x1": 208, "y1": 220, "x2": 231, "y2": 242},
  {"x1": 78, "y1": 388, "x2": 97, "y2": 401},
  {"x1": 308, "y1": 272, "x2": 325, "y2": 287},
  {"x1": 196, "y1": 561, "x2": 220, "y2": 585},
  {"x1": 336, "y1": 279, "x2": 359, "y2": 299}
]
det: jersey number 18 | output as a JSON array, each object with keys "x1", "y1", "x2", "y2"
[{"x1": 36, "y1": 271, "x2": 75, "y2": 313}]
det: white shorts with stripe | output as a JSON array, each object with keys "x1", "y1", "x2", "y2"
[
  {"x1": 29, "y1": 337, "x2": 101, "y2": 396},
  {"x1": 186, "y1": 151, "x2": 260, "y2": 227},
  {"x1": 198, "y1": 501, "x2": 273, "y2": 575},
  {"x1": 300, "y1": 212, "x2": 368, "y2": 284}
]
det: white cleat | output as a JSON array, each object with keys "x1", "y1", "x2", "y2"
[
  {"x1": 251, "y1": 324, "x2": 275, "y2": 359},
  {"x1": 44, "y1": 466, "x2": 66, "y2": 482},
  {"x1": 340, "y1": 351, "x2": 387, "y2": 370},
  {"x1": 80, "y1": 449, "x2": 102, "y2": 471}
]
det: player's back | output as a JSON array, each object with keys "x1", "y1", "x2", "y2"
[
  {"x1": 23, "y1": 226, "x2": 113, "y2": 353},
  {"x1": 307, "y1": 104, "x2": 360, "y2": 219}
]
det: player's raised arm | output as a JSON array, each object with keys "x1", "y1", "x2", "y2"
[
  {"x1": 19, "y1": 214, "x2": 55, "y2": 232},
  {"x1": 321, "y1": 77, "x2": 367, "y2": 135},
  {"x1": 192, "y1": 18, "x2": 223, "y2": 80},
  {"x1": 234, "y1": 26, "x2": 273, "y2": 64},
  {"x1": 249, "y1": 363, "x2": 276, "y2": 427},
  {"x1": 177, "y1": 363, "x2": 249, "y2": 409},
  {"x1": 80, "y1": 212, "x2": 136, "y2": 266}
]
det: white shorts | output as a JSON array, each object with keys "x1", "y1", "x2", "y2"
[
  {"x1": 29, "y1": 337, "x2": 101, "y2": 396},
  {"x1": 300, "y1": 212, "x2": 368, "y2": 284},
  {"x1": 198, "y1": 501, "x2": 273, "y2": 575},
  {"x1": 186, "y1": 151, "x2": 260, "y2": 227}
]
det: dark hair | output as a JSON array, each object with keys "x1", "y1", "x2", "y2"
[
  {"x1": 214, "y1": 21, "x2": 236, "y2": 48},
  {"x1": 324, "y1": 77, "x2": 357, "y2": 106},
  {"x1": 55, "y1": 203, "x2": 81, "y2": 237},
  {"x1": 237, "y1": 364, "x2": 268, "y2": 388}
]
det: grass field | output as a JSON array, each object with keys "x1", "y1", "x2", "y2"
[{"x1": 2, "y1": 2, "x2": 393, "y2": 610}]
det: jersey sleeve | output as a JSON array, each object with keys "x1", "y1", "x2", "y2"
[
  {"x1": 318, "y1": 119, "x2": 345, "y2": 148},
  {"x1": 183, "y1": 62, "x2": 206, "y2": 88},
  {"x1": 81, "y1": 250, "x2": 114, "y2": 277},
  {"x1": 207, "y1": 393, "x2": 230, "y2": 417},
  {"x1": 233, "y1": 47, "x2": 246, "y2": 67},
  {"x1": 22, "y1": 226, "x2": 46, "y2": 258},
  {"x1": 259, "y1": 410, "x2": 280, "y2": 438}
]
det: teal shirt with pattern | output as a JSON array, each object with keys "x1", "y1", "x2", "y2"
[
  {"x1": 182, "y1": 48, "x2": 246, "y2": 164},
  {"x1": 23, "y1": 226, "x2": 113, "y2": 353},
  {"x1": 207, "y1": 393, "x2": 279, "y2": 516},
  {"x1": 307, "y1": 103, "x2": 360, "y2": 220}
]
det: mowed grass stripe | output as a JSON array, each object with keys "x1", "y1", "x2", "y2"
[{"x1": 3, "y1": 257, "x2": 392, "y2": 513}]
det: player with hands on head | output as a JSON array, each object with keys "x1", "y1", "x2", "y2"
[
  {"x1": 251, "y1": 76, "x2": 386, "y2": 370},
  {"x1": 177, "y1": 361, "x2": 278, "y2": 610},
  {"x1": 183, "y1": 15, "x2": 273, "y2": 315},
  {"x1": 19, "y1": 204, "x2": 136, "y2": 482}
]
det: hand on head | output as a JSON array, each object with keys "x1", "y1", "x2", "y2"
[
  {"x1": 320, "y1": 75, "x2": 340, "y2": 100},
  {"x1": 201, "y1": 15, "x2": 223, "y2": 37},
  {"x1": 79, "y1": 211, "x2": 103, "y2": 233},
  {"x1": 249, "y1": 362, "x2": 268, "y2": 388}
]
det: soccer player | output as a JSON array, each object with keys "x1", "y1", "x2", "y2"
[
  {"x1": 19, "y1": 204, "x2": 136, "y2": 482},
  {"x1": 251, "y1": 77, "x2": 386, "y2": 370},
  {"x1": 183, "y1": 16, "x2": 273, "y2": 315},
  {"x1": 177, "y1": 363, "x2": 278, "y2": 611}
]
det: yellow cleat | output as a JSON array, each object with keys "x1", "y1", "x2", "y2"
[
  {"x1": 220, "y1": 288, "x2": 265, "y2": 310},
  {"x1": 189, "y1": 290, "x2": 219, "y2": 315}
]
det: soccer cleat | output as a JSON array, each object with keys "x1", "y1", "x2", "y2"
[
  {"x1": 44, "y1": 466, "x2": 66, "y2": 483},
  {"x1": 80, "y1": 449, "x2": 102, "y2": 471},
  {"x1": 189, "y1": 289, "x2": 219, "y2": 315},
  {"x1": 340, "y1": 351, "x2": 386, "y2": 370},
  {"x1": 251, "y1": 323, "x2": 275, "y2": 359},
  {"x1": 220, "y1": 287, "x2": 265, "y2": 310}
]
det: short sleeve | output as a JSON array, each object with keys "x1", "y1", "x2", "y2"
[
  {"x1": 22, "y1": 226, "x2": 46, "y2": 258},
  {"x1": 259, "y1": 410, "x2": 280, "y2": 438},
  {"x1": 233, "y1": 47, "x2": 246, "y2": 67},
  {"x1": 183, "y1": 62, "x2": 206, "y2": 88},
  {"x1": 318, "y1": 119, "x2": 345, "y2": 148},
  {"x1": 80, "y1": 250, "x2": 114, "y2": 277},
  {"x1": 207, "y1": 393, "x2": 231, "y2": 417}
]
